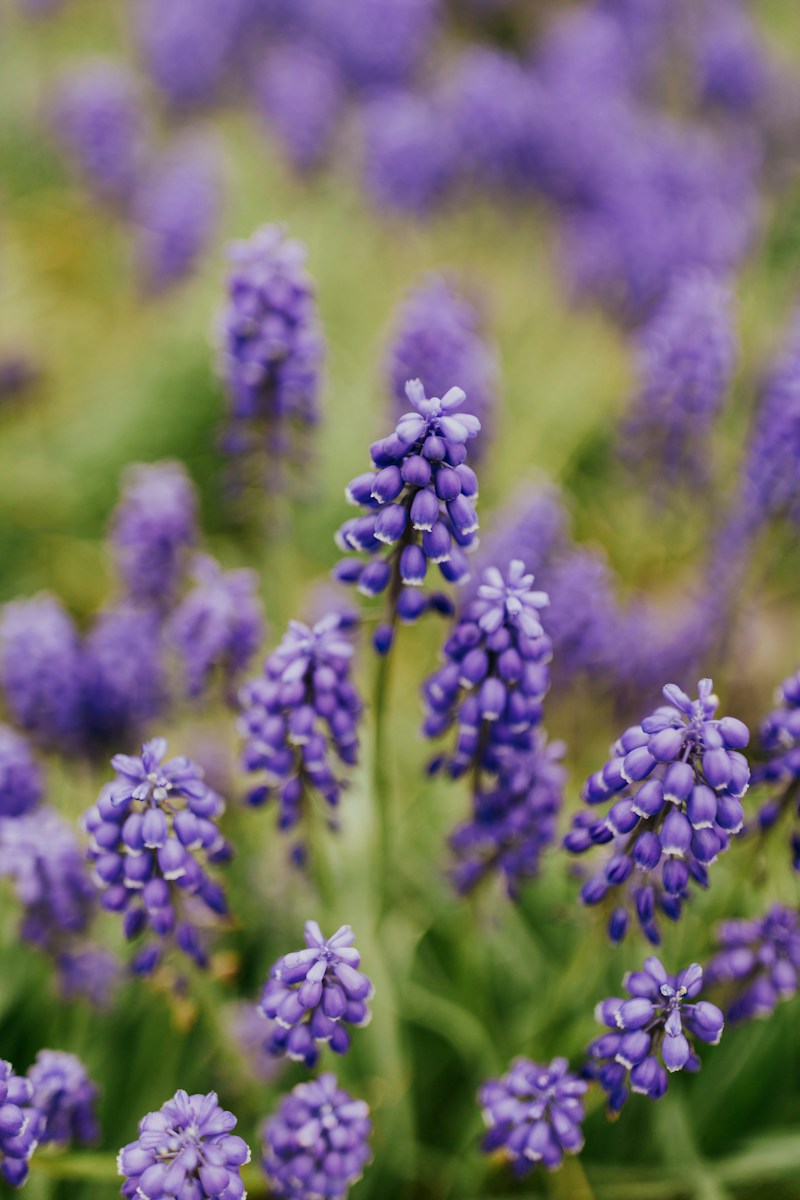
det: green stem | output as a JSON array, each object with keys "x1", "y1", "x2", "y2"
[
  {"x1": 372, "y1": 645, "x2": 395, "y2": 921},
  {"x1": 546, "y1": 1157, "x2": 596, "y2": 1200}
]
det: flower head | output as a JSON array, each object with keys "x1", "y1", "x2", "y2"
[
  {"x1": 259, "y1": 921, "x2": 373, "y2": 1066},
  {"x1": 239, "y1": 613, "x2": 361, "y2": 854},
  {"x1": 82, "y1": 605, "x2": 167, "y2": 751},
  {"x1": 0, "y1": 1060, "x2": 39, "y2": 1188},
  {"x1": 261, "y1": 1073, "x2": 372, "y2": 1200},
  {"x1": 82, "y1": 738, "x2": 229, "y2": 973},
  {"x1": 27, "y1": 1051, "x2": 99, "y2": 1147},
  {"x1": 565, "y1": 679, "x2": 750, "y2": 943},
  {"x1": 587, "y1": 957, "x2": 724, "y2": 1112},
  {"x1": 478, "y1": 1057, "x2": 587, "y2": 1174},
  {"x1": 0, "y1": 726, "x2": 43, "y2": 817},
  {"x1": 706, "y1": 905, "x2": 800, "y2": 1023},
  {"x1": 118, "y1": 1090, "x2": 250, "y2": 1200},
  {"x1": 255, "y1": 46, "x2": 343, "y2": 176},
  {"x1": 110, "y1": 461, "x2": 198, "y2": 611}
]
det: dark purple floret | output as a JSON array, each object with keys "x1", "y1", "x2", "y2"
[
  {"x1": 386, "y1": 275, "x2": 498, "y2": 460},
  {"x1": 423, "y1": 561, "x2": 550, "y2": 780},
  {"x1": 586, "y1": 957, "x2": 723, "y2": 1113},
  {"x1": 0, "y1": 594, "x2": 86, "y2": 753},
  {"x1": 450, "y1": 733, "x2": 565, "y2": 899},
  {"x1": 620, "y1": 271, "x2": 737, "y2": 493},
  {"x1": 218, "y1": 224, "x2": 325, "y2": 489},
  {"x1": 361, "y1": 91, "x2": 457, "y2": 217},
  {"x1": 565, "y1": 679, "x2": 750, "y2": 943},
  {"x1": 238, "y1": 614, "x2": 361, "y2": 852},
  {"x1": 225, "y1": 1003, "x2": 286, "y2": 1083},
  {"x1": 118, "y1": 1089, "x2": 250, "y2": 1199},
  {"x1": 334, "y1": 379, "x2": 480, "y2": 653},
  {"x1": 706, "y1": 905, "x2": 800, "y2": 1023},
  {"x1": 82, "y1": 738, "x2": 230, "y2": 974},
  {"x1": 81, "y1": 605, "x2": 167, "y2": 751},
  {"x1": 0, "y1": 726, "x2": 43, "y2": 818},
  {"x1": 27, "y1": 1051, "x2": 99, "y2": 1147},
  {"x1": 478, "y1": 1057, "x2": 587, "y2": 1174},
  {"x1": 0, "y1": 808, "x2": 96, "y2": 954},
  {"x1": 110, "y1": 461, "x2": 198, "y2": 611},
  {"x1": 49, "y1": 61, "x2": 148, "y2": 209},
  {"x1": 261, "y1": 1073, "x2": 372, "y2": 1200},
  {"x1": 132, "y1": 139, "x2": 223, "y2": 295},
  {"x1": 259, "y1": 921, "x2": 373, "y2": 1066},
  {"x1": 254, "y1": 45, "x2": 344, "y2": 175},
  {"x1": 0, "y1": 1060, "x2": 40, "y2": 1188},
  {"x1": 169, "y1": 555, "x2": 265, "y2": 702}
]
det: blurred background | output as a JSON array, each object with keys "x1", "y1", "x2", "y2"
[{"x1": 1, "y1": 0, "x2": 800, "y2": 1197}]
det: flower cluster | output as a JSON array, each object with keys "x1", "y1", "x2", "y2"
[
  {"x1": 218, "y1": 224, "x2": 325, "y2": 489},
  {"x1": 0, "y1": 1060, "x2": 39, "y2": 1188},
  {"x1": 361, "y1": 91, "x2": 456, "y2": 218},
  {"x1": 82, "y1": 605, "x2": 167, "y2": 752},
  {"x1": 110, "y1": 461, "x2": 198, "y2": 610},
  {"x1": 587, "y1": 957, "x2": 724, "y2": 1112},
  {"x1": 82, "y1": 738, "x2": 230, "y2": 973},
  {"x1": 565, "y1": 679, "x2": 750, "y2": 943},
  {"x1": 169, "y1": 555, "x2": 265, "y2": 701},
  {"x1": 118, "y1": 1089, "x2": 250, "y2": 1200},
  {"x1": 478, "y1": 1057, "x2": 587, "y2": 1173},
  {"x1": 752, "y1": 668, "x2": 800, "y2": 867},
  {"x1": 449, "y1": 732, "x2": 565, "y2": 898},
  {"x1": 239, "y1": 613, "x2": 361, "y2": 850},
  {"x1": 334, "y1": 379, "x2": 480, "y2": 653},
  {"x1": 27, "y1": 1051, "x2": 99, "y2": 1147},
  {"x1": 262, "y1": 1073, "x2": 372, "y2": 1200},
  {"x1": 0, "y1": 726, "x2": 43, "y2": 818},
  {"x1": 386, "y1": 274, "x2": 497, "y2": 459},
  {"x1": 705, "y1": 906, "x2": 800, "y2": 1023},
  {"x1": 423, "y1": 561, "x2": 551, "y2": 779},
  {"x1": 259, "y1": 922, "x2": 373, "y2": 1066},
  {"x1": 255, "y1": 46, "x2": 343, "y2": 176}
]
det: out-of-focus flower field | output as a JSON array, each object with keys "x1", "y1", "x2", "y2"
[{"x1": 1, "y1": 1, "x2": 800, "y2": 1198}]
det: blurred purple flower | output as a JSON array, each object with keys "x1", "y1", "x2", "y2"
[
  {"x1": 0, "y1": 725, "x2": 43, "y2": 818},
  {"x1": 110, "y1": 461, "x2": 198, "y2": 611},
  {"x1": 706, "y1": 905, "x2": 800, "y2": 1023},
  {"x1": 361, "y1": 91, "x2": 457, "y2": 217},
  {"x1": 27, "y1": 1051, "x2": 99, "y2": 1147},
  {"x1": 254, "y1": 45, "x2": 344, "y2": 175}
]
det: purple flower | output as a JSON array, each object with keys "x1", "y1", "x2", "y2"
[
  {"x1": 423, "y1": 561, "x2": 551, "y2": 780},
  {"x1": 82, "y1": 738, "x2": 230, "y2": 974},
  {"x1": 0, "y1": 808, "x2": 96, "y2": 954},
  {"x1": 224, "y1": 1002, "x2": 286, "y2": 1084},
  {"x1": 543, "y1": 548, "x2": 620, "y2": 685},
  {"x1": 27, "y1": 1051, "x2": 99, "y2": 1147},
  {"x1": 307, "y1": 0, "x2": 437, "y2": 93},
  {"x1": 169, "y1": 555, "x2": 265, "y2": 701},
  {"x1": 587, "y1": 957, "x2": 724, "y2": 1112},
  {"x1": 0, "y1": 594, "x2": 85, "y2": 752},
  {"x1": 478, "y1": 1057, "x2": 587, "y2": 1174},
  {"x1": 238, "y1": 613, "x2": 361, "y2": 848},
  {"x1": 218, "y1": 225, "x2": 325, "y2": 489},
  {"x1": 118, "y1": 1090, "x2": 250, "y2": 1199},
  {"x1": 334, "y1": 379, "x2": 481, "y2": 653},
  {"x1": 0, "y1": 354, "x2": 41, "y2": 402},
  {"x1": 450, "y1": 732, "x2": 565, "y2": 898},
  {"x1": 386, "y1": 274, "x2": 498, "y2": 460},
  {"x1": 0, "y1": 1060, "x2": 39, "y2": 1188},
  {"x1": 465, "y1": 482, "x2": 568, "y2": 597},
  {"x1": 261, "y1": 1073, "x2": 372, "y2": 1200},
  {"x1": 254, "y1": 45, "x2": 344, "y2": 175},
  {"x1": 56, "y1": 946, "x2": 122, "y2": 1010},
  {"x1": 692, "y1": 2, "x2": 769, "y2": 116},
  {"x1": 49, "y1": 61, "x2": 148, "y2": 208},
  {"x1": 110, "y1": 461, "x2": 198, "y2": 611},
  {"x1": 259, "y1": 921, "x2": 373, "y2": 1066},
  {"x1": 749, "y1": 668, "x2": 800, "y2": 868},
  {"x1": 565, "y1": 679, "x2": 750, "y2": 943},
  {"x1": 620, "y1": 271, "x2": 737, "y2": 494},
  {"x1": 0, "y1": 726, "x2": 43, "y2": 818},
  {"x1": 361, "y1": 91, "x2": 457, "y2": 217},
  {"x1": 705, "y1": 906, "x2": 800, "y2": 1023},
  {"x1": 82, "y1": 605, "x2": 167, "y2": 751},
  {"x1": 132, "y1": 0, "x2": 253, "y2": 110},
  {"x1": 132, "y1": 138, "x2": 223, "y2": 294}
]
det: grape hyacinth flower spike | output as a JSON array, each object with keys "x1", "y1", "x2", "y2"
[
  {"x1": 565, "y1": 679, "x2": 750, "y2": 943},
  {"x1": 586, "y1": 957, "x2": 724, "y2": 1113},
  {"x1": 0, "y1": 1060, "x2": 40, "y2": 1188},
  {"x1": 27, "y1": 1051, "x2": 99, "y2": 1147},
  {"x1": 110, "y1": 461, "x2": 198, "y2": 611},
  {"x1": 238, "y1": 613, "x2": 361, "y2": 857},
  {"x1": 259, "y1": 921, "x2": 373, "y2": 1066},
  {"x1": 118, "y1": 1090, "x2": 250, "y2": 1199},
  {"x1": 751, "y1": 667, "x2": 800, "y2": 868},
  {"x1": 334, "y1": 378, "x2": 480, "y2": 653},
  {"x1": 82, "y1": 738, "x2": 230, "y2": 974},
  {"x1": 423, "y1": 560, "x2": 551, "y2": 779},
  {"x1": 261, "y1": 1073, "x2": 372, "y2": 1200},
  {"x1": 478, "y1": 1057, "x2": 587, "y2": 1174},
  {"x1": 0, "y1": 725, "x2": 43, "y2": 817},
  {"x1": 705, "y1": 906, "x2": 800, "y2": 1023}
]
